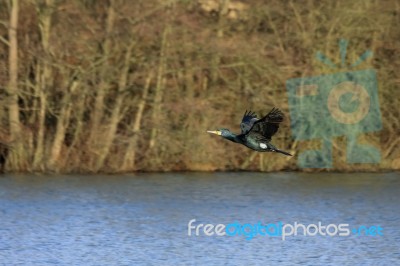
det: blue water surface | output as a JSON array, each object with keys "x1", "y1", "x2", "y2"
[{"x1": 0, "y1": 172, "x2": 399, "y2": 265}]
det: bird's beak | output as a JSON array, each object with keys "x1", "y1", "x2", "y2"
[{"x1": 207, "y1": 130, "x2": 222, "y2": 136}]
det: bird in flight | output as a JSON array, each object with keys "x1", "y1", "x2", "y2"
[{"x1": 207, "y1": 108, "x2": 292, "y2": 156}]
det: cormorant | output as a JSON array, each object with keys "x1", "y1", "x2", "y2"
[{"x1": 207, "y1": 108, "x2": 292, "y2": 156}]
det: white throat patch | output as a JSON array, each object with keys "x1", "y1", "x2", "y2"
[{"x1": 260, "y1": 143, "x2": 268, "y2": 149}]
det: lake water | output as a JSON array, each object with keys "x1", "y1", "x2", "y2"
[{"x1": 1, "y1": 172, "x2": 399, "y2": 265}]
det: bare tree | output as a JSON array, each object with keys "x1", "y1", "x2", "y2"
[
  {"x1": 32, "y1": 0, "x2": 54, "y2": 170},
  {"x1": 121, "y1": 71, "x2": 153, "y2": 171},
  {"x1": 93, "y1": 39, "x2": 135, "y2": 171},
  {"x1": 148, "y1": 26, "x2": 169, "y2": 149},
  {"x1": 88, "y1": 0, "x2": 116, "y2": 153},
  {"x1": 7, "y1": 0, "x2": 25, "y2": 170}
]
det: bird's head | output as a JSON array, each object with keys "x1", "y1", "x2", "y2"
[{"x1": 207, "y1": 128, "x2": 232, "y2": 138}]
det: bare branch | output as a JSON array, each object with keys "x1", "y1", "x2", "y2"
[
  {"x1": 0, "y1": 20, "x2": 8, "y2": 28},
  {"x1": 0, "y1": 35, "x2": 9, "y2": 46}
]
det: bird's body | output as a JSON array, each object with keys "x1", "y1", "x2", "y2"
[{"x1": 207, "y1": 108, "x2": 292, "y2": 156}]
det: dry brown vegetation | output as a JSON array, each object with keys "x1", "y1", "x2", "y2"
[{"x1": 0, "y1": 0, "x2": 399, "y2": 173}]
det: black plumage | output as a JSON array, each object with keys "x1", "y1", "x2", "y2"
[{"x1": 207, "y1": 108, "x2": 292, "y2": 156}]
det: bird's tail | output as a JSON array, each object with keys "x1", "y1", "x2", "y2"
[{"x1": 275, "y1": 148, "x2": 292, "y2": 156}]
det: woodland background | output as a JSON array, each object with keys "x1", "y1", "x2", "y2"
[{"x1": 0, "y1": 0, "x2": 399, "y2": 173}]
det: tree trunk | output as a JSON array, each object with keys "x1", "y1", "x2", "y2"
[
  {"x1": 93, "y1": 40, "x2": 135, "y2": 171},
  {"x1": 217, "y1": 0, "x2": 230, "y2": 38},
  {"x1": 88, "y1": 0, "x2": 115, "y2": 149},
  {"x1": 149, "y1": 26, "x2": 169, "y2": 149},
  {"x1": 121, "y1": 71, "x2": 153, "y2": 170},
  {"x1": 47, "y1": 80, "x2": 78, "y2": 170},
  {"x1": 33, "y1": 0, "x2": 54, "y2": 170},
  {"x1": 7, "y1": 0, "x2": 24, "y2": 170}
]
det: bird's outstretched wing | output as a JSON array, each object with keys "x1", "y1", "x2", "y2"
[
  {"x1": 246, "y1": 108, "x2": 284, "y2": 141},
  {"x1": 240, "y1": 110, "x2": 258, "y2": 134}
]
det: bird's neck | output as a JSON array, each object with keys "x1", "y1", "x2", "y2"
[{"x1": 224, "y1": 132, "x2": 239, "y2": 143}]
